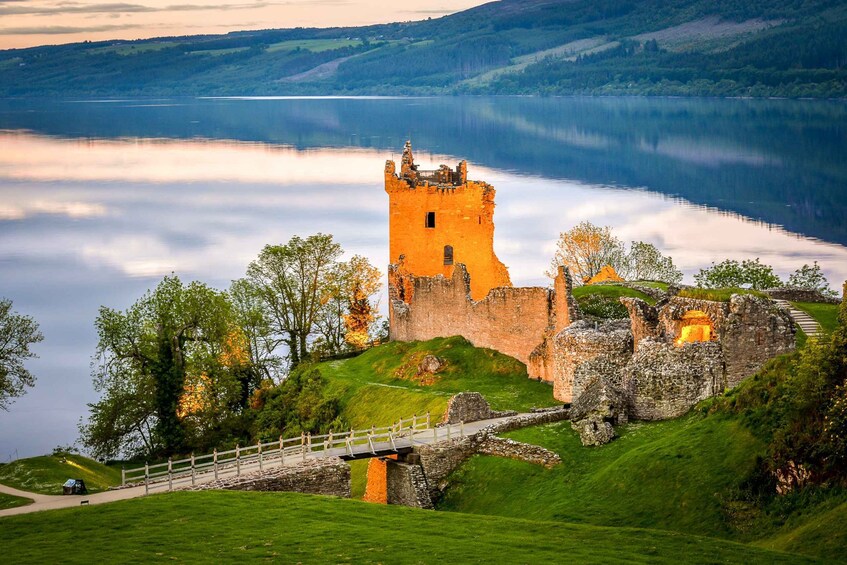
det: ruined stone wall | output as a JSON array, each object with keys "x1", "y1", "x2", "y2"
[
  {"x1": 764, "y1": 287, "x2": 841, "y2": 304},
  {"x1": 722, "y1": 294, "x2": 795, "y2": 387},
  {"x1": 442, "y1": 392, "x2": 493, "y2": 424},
  {"x1": 182, "y1": 458, "x2": 351, "y2": 497},
  {"x1": 389, "y1": 264, "x2": 555, "y2": 372},
  {"x1": 553, "y1": 320, "x2": 633, "y2": 403},
  {"x1": 623, "y1": 340, "x2": 726, "y2": 420},
  {"x1": 386, "y1": 158, "x2": 511, "y2": 301},
  {"x1": 476, "y1": 436, "x2": 560, "y2": 468},
  {"x1": 658, "y1": 297, "x2": 729, "y2": 344}
]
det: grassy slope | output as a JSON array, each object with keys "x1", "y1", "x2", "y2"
[
  {"x1": 0, "y1": 454, "x2": 121, "y2": 495},
  {"x1": 572, "y1": 284, "x2": 656, "y2": 303},
  {"x1": 439, "y1": 415, "x2": 761, "y2": 539},
  {"x1": 791, "y1": 302, "x2": 840, "y2": 333},
  {"x1": 0, "y1": 492, "x2": 32, "y2": 510},
  {"x1": 318, "y1": 336, "x2": 558, "y2": 428},
  {"x1": 0, "y1": 490, "x2": 812, "y2": 564}
]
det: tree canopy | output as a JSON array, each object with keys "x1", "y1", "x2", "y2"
[
  {"x1": 0, "y1": 298, "x2": 43, "y2": 410},
  {"x1": 694, "y1": 258, "x2": 782, "y2": 290}
]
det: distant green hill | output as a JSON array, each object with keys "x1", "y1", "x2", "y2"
[{"x1": 2, "y1": 0, "x2": 845, "y2": 97}]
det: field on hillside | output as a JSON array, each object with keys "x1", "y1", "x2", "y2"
[
  {"x1": 0, "y1": 454, "x2": 121, "y2": 495},
  {"x1": 0, "y1": 490, "x2": 815, "y2": 564},
  {"x1": 317, "y1": 336, "x2": 558, "y2": 428}
]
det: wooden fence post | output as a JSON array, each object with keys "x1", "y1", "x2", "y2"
[
  {"x1": 460, "y1": 420, "x2": 465, "y2": 438},
  {"x1": 412, "y1": 414, "x2": 417, "y2": 429},
  {"x1": 447, "y1": 424, "x2": 451, "y2": 440},
  {"x1": 191, "y1": 453, "x2": 196, "y2": 486},
  {"x1": 167, "y1": 458, "x2": 173, "y2": 491},
  {"x1": 258, "y1": 441, "x2": 263, "y2": 471},
  {"x1": 144, "y1": 462, "x2": 149, "y2": 495},
  {"x1": 121, "y1": 465, "x2": 126, "y2": 487},
  {"x1": 280, "y1": 436, "x2": 285, "y2": 466},
  {"x1": 433, "y1": 427, "x2": 437, "y2": 442},
  {"x1": 306, "y1": 432, "x2": 312, "y2": 460},
  {"x1": 236, "y1": 444, "x2": 241, "y2": 476},
  {"x1": 426, "y1": 412, "x2": 431, "y2": 428},
  {"x1": 213, "y1": 449, "x2": 218, "y2": 480}
]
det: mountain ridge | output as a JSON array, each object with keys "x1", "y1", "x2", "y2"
[{"x1": 1, "y1": 0, "x2": 845, "y2": 97}]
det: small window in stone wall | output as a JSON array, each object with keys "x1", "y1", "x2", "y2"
[
  {"x1": 425, "y1": 211, "x2": 436, "y2": 228},
  {"x1": 444, "y1": 245, "x2": 454, "y2": 265}
]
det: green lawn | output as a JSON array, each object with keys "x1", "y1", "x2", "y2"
[
  {"x1": 0, "y1": 492, "x2": 32, "y2": 510},
  {"x1": 0, "y1": 454, "x2": 121, "y2": 495},
  {"x1": 678, "y1": 287, "x2": 767, "y2": 301},
  {"x1": 317, "y1": 336, "x2": 558, "y2": 428},
  {"x1": 439, "y1": 414, "x2": 762, "y2": 538},
  {"x1": 791, "y1": 302, "x2": 840, "y2": 333},
  {"x1": 0, "y1": 490, "x2": 813, "y2": 564}
]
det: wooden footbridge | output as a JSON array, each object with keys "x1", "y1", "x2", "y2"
[{"x1": 122, "y1": 413, "x2": 474, "y2": 494}]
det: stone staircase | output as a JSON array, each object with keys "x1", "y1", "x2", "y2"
[{"x1": 773, "y1": 299, "x2": 821, "y2": 338}]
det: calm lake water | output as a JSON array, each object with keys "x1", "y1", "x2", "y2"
[{"x1": 1, "y1": 96, "x2": 846, "y2": 458}]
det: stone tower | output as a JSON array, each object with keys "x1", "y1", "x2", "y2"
[{"x1": 385, "y1": 142, "x2": 511, "y2": 302}]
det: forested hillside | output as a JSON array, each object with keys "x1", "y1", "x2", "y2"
[{"x1": 1, "y1": 0, "x2": 845, "y2": 97}]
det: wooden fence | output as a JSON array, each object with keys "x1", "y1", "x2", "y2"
[{"x1": 121, "y1": 412, "x2": 468, "y2": 494}]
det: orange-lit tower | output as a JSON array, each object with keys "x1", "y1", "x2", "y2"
[{"x1": 385, "y1": 141, "x2": 511, "y2": 301}]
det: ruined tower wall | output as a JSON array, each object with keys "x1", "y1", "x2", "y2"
[
  {"x1": 390, "y1": 264, "x2": 553, "y2": 371},
  {"x1": 385, "y1": 162, "x2": 511, "y2": 302}
]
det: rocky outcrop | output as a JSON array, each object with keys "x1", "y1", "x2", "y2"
[
  {"x1": 624, "y1": 339, "x2": 725, "y2": 420},
  {"x1": 568, "y1": 376, "x2": 628, "y2": 446},
  {"x1": 418, "y1": 355, "x2": 446, "y2": 375}
]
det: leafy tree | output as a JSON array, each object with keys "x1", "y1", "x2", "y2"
[
  {"x1": 0, "y1": 298, "x2": 43, "y2": 410},
  {"x1": 788, "y1": 261, "x2": 837, "y2": 297},
  {"x1": 341, "y1": 255, "x2": 382, "y2": 350},
  {"x1": 694, "y1": 258, "x2": 781, "y2": 290},
  {"x1": 245, "y1": 234, "x2": 342, "y2": 367},
  {"x1": 229, "y1": 278, "x2": 286, "y2": 382},
  {"x1": 82, "y1": 276, "x2": 246, "y2": 458},
  {"x1": 549, "y1": 223, "x2": 681, "y2": 285},
  {"x1": 548, "y1": 221, "x2": 626, "y2": 284},
  {"x1": 620, "y1": 241, "x2": 683, "y2": 284}
]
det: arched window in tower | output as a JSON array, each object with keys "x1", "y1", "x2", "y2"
[
  {"x1": 444, "y1": 245, "x2": 454, "y2": 266},
  {"x1": 425, "y1": 211, "x2": 436, "y2": 228}
]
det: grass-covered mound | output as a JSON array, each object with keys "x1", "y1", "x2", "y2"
[
  {"x1": 317, "y1": 336, "x2": 558, "y2": 429},
  {"x1": 0, "y1": 453, "x2": 121, "y2": 495},
  {"x1": 0, "y1": 492, "x2": 32, "y2": 510},
  {"x1": 572, "y1": 284, "x2": 655, "y2": 319},
  {"x1": 0, "y1": 490, "x2": 811, "y2": 564}
]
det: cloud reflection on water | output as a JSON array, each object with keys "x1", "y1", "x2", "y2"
[{"x1": 1, "y1": 131, "x2": 845, "y2": 458}]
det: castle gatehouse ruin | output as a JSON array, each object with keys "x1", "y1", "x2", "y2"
[{"x1": 385, "y1": 143, "x2": 796, "y2": 427}]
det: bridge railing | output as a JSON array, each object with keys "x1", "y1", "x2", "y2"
[{"x1": 122, "y1": 411, "x2": 442, "y2": 493}]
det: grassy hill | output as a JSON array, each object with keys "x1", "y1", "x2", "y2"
[
  {"x1": 0, "y1": 491, "x2": 32, "y2": 510},
  {"x1": 1, "y1": 0, "x2": 845, "y2": 97},
  {"x1": 317, "y1": 336, "x2": 558, "y2": 429},
  {"x1": 0, "y1": 453, "x2": 121, "y2": 495},
  {"x1": 0, "y1": 490, "x2": 816, "y2": 563}
]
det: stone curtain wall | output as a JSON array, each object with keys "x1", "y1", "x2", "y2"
[
  {"x1": 765, "y1": 287, "x2": 840, "y2": 304},
  {"x1": 390, "y1": 264, "x2": 558, "y2": 372},
  {"x1": 721, "y1": 294, "x2": 795, "y2": 387},
  {"x1": 385, "y1": 154, "x2": 511, "y2": 302},
  {"x1": 624, "y1": 340, "x2": 726, "y2": 420},
  {"x1": 476, "y1": 436, "x2": 560, "y2": 468},
  {"x1": 182, "y1": 458, "x2": 351, "y2": 497}
]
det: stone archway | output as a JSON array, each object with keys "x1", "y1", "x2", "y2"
[{"x1": 674, "y1": 310, "x2": 716, "y2": 346}]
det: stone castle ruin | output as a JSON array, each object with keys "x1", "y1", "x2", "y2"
[{"x1": 385, "y1": 143, "x2": 796, "y2": 437}]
